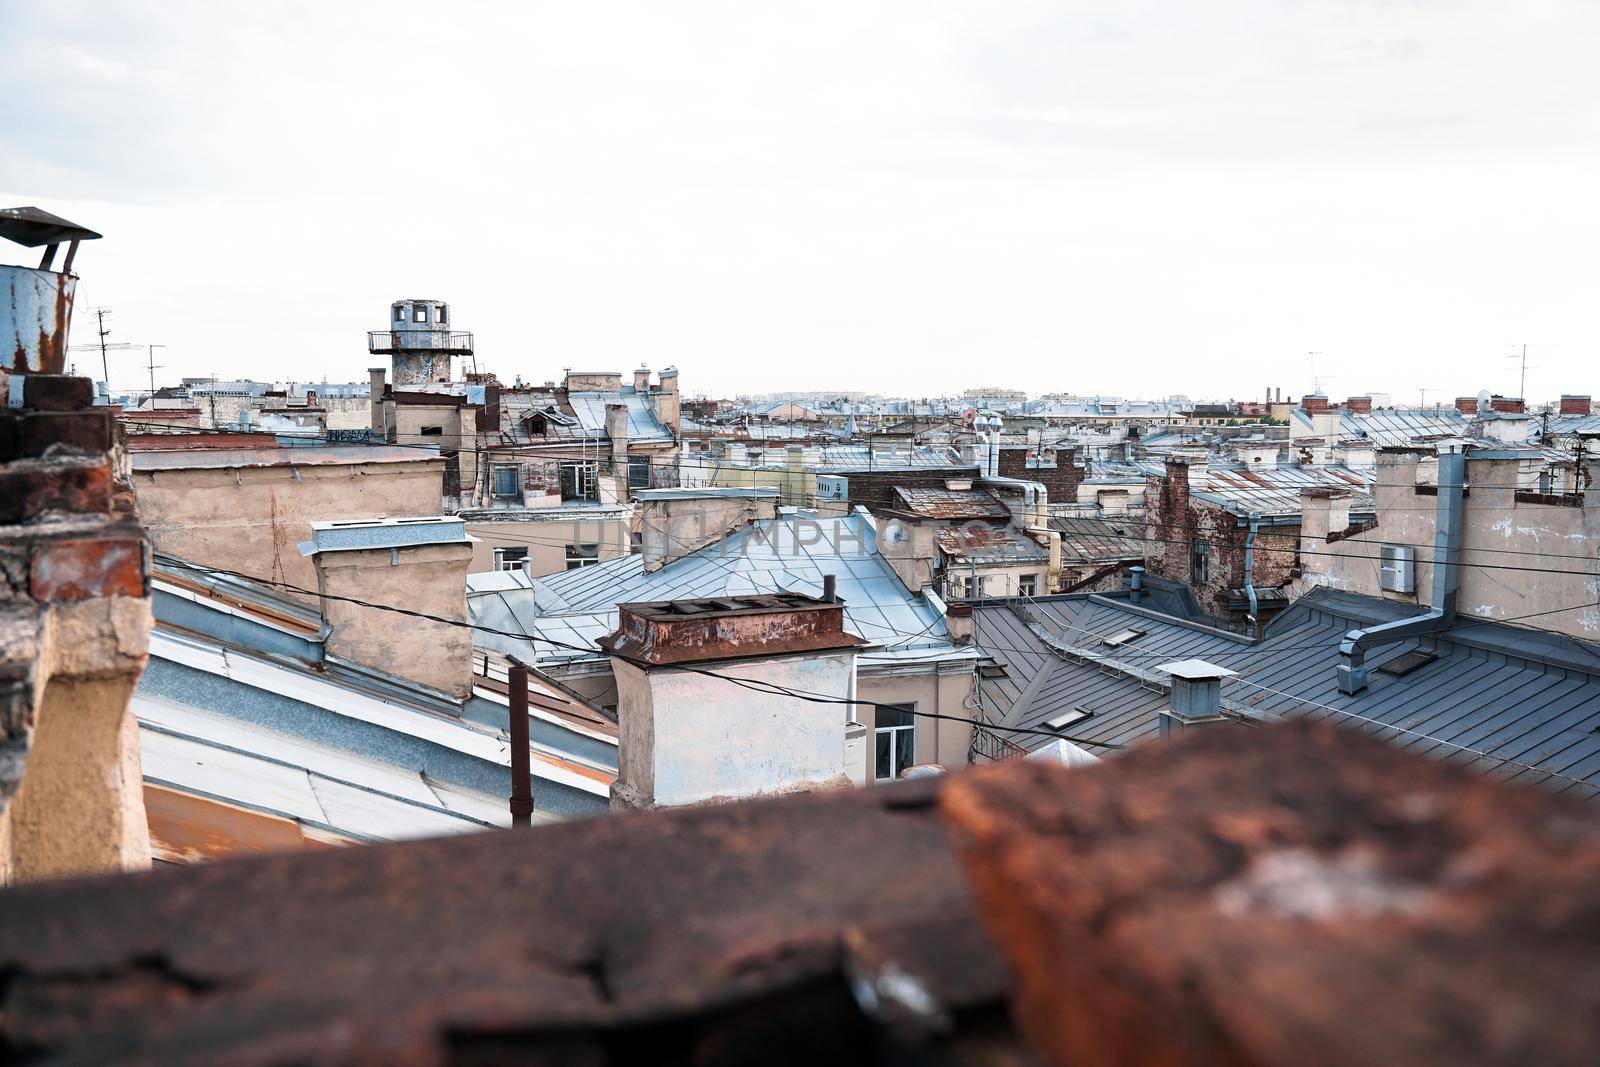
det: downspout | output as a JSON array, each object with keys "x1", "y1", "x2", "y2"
[
  {"x1": 1336, "y1": 442, "x2": 1466, "y2": 694},
  {"x1": 1243, "y1": 512, "x2": 1261, "y2": 633}
]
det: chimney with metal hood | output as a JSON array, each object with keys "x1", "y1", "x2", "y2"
[
  {"x1": 1156, "y1": 659, "x2": 1234, "y2": 736},
  {"x1": 1336, "y1": 442, "x2": 1466, "y2": 694}
]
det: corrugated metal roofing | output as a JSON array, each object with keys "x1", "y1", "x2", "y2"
[
  {"x1": 892, "y1": 486, "x2": 1010, "y2": 521},
  {"x1": 972, "y1": 590, "x2": 1600, "y2": 800}
]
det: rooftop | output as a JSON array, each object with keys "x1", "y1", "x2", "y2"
[{"x1": 891, "y1": 485, "x2": 1011, "y2": 521}]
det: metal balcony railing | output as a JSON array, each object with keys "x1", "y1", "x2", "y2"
[{"x1": 367, "y1": 330, "x2": 475, "y2": 353}]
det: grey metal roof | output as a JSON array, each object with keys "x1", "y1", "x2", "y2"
[
  {"x1": 1046, "y1": 514, "x2": 1144, "y2": 563},
  {"x1": 1189, "y1": 464, "x2": 1373, "y2": 517},
  {"x1": 130, "y1": 444, "x2": 439, "y2": 471},
  {"x1": 468, "y1": 512, "x2": 973, "y2": 670},
  {"x1": 1340, "y1": 409, "x2": 1469, "y2": 447},
  {"x1": 564, "y1": 391, "x2": 675, "y2": 442},
  {"x1": 299, "y1": 516, "x2": 466, "y2": 555},
  {"x1": 972, "y1": 589, "x2": 1600, "y2": 800}
]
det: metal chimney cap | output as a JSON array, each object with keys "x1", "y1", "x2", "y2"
[
  {"x1": 1156, "y1": 658, "x2": 1237, "y2": 681},
  {"x1": 0, "y1": 206, "x2": 102, "y2": 247}
]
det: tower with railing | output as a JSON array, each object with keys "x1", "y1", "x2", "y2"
[{"x1": 368, "y1": 299, "x2": 474, "y2": 386}]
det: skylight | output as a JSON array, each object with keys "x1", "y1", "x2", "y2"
[{"x1": 1101, "y1": 628, "x2": 1145, "y2": 648}]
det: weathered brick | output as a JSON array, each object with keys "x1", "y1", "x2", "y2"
[
  {"x1": 0, "y1": 459, "x2": 112, "y2": 524},
  {"x1": 29, "y1": 538, "x2": 145, "y2": 601},
  {"x1": 943, "y1": 720, "x2": 1600, "y2": 1067},
  {"x1": 21, "y1": 375, "x2": 94, "y2": 412},
  {"x1": 15, "y1": 409, "x2": 113, "y2": 457}
]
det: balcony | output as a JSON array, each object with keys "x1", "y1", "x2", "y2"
[{"x1": 367, "y1": 330, "x2": 474, "y2": 355}]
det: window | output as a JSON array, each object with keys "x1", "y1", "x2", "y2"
[
  {"x1": 437, "y1": 305, "x2": 448, "y2": 325},
  {"x1": 1101, "y1": 627, "x2": 1145, "y2": 648},
  {"x1": 630, "y1": 531, "x2": 644, "y2": 553},
  {"x1": 628, "y1": 457, "x2": 652, "y2": 490},
  {"x1": 494, "y1": 547, "x2": 528, "y2": 572},
  {"x1": 874, "y1": 704, "x2": 916, "y2": 781},
  {"x1": 1045, "y1": 707, "x2": 1094, "y2": 731},
  {"x1": 420, "y1": 425, "x2": 443, "y2": 437},
  {"x1": 492, "y1": 464, "x2": 521, "y2": 499},
  {"x1": 1190, "y1": 538, "x2": 1209, "y2": 584},
  {"x1": 393, "y1": 304, "x2": 405, "y2": 322},
  {"x1": 1018, "y1": 574, "x2": 1038, "y2": 598},
  {"x1": 413, "y1": 305, "x2": 430, "y2": 323},
  {"x1": 565, "y1": 543, "x2": 601, "y2": 570},
  {"x1": 559, "y1": 462, "x2": 598, "y2": 502}
]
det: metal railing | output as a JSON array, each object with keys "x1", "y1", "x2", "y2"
[
  {"x1": 367, "y1": 330, "x2": 475, "y2": 353},
  {"x1": 970, "y1": 721, "x2": 1027, "y2": 762}
]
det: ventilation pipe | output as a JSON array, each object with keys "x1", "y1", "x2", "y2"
[
  {"x1": 1128, "y1": 565, "x2": 1144, "y2": 605},
  {"x1": 506, "y1": 656, "x2": 534, "y2": 829},
  {"x1": 1243, "y1": 513, "x2": 1261, "y2": 628},
  {"x1": 1157, "y1": 659, "x2": 1234, "y2": 735},
  {"x1": 1336, "y1": 442, "x2": 1466, "y2": 694}
]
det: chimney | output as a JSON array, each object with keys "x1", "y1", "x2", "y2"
[
  {"x1": 785, "y1": 444, "x2": 806, "y2": 506},
  {"x1": 1344, "y1": 396, "x2": 1372, "y2": 414},
  {"x1": 1490, "y1": 396, "x2": 1526, "y2": 414},
  {"x1": 1455, "y1": 396, "x2": 1478, "y2": 415},
  {"x1": 298, "y1": 517, "x2": 475, "y2": 700},
  {"x1": 1560, "y1": 394, "x2": 1592, "y2": 415},
  {"x1": 599, "y1": 594, "x2": 865, "y2": 809},
  {"x1": 1, "y1": 206, "x2": 98, "y2": 373},
  {"x1": 1302, "y1": 394, "x2": 1330, "y2": 415},
  {"x1": 1299, "y1": 487, "x2": 1352, "y2": 543},
  {"x1": 605, "y1": 401, "x2": 630, "y2": 475},
  {"x1": 633, "y1": 366, "x2": 651, "y2": 394},
  {"x1": 636, "y1": 486, "x2": 779, "y2": 572},
  {"x1": 653, "y1": 367, "x2": 680, "y2": 436},
  {"x1": 1156, "y1": 659, "x2": 1234, "y2": 735},
  {"x1": 1126, "y1": 565, "x2": 1145, "y2": 605},
  {"x1": 368, "y1": 367, "x2": 388, "y2": 437}
]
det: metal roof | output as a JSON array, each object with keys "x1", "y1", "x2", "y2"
[
  {"x1": 468, "y1": 512, "x2": 973, "y2": 670},
  {"x1": 563, "y1": 392, "x2": 675, "y2": 442},
  {"x1": 0, "y1": 205, "x2": 102, "y2": 247},
  {"x1": 299, "y1": 516, "x2": 467, "y2": 555},
  {"x1": 935, "y1": 524, "x2": 1050, "y2": 565},
  {"x1": 1341, "y1": 409, "x2": 1469, "y2": 447},
  {"x1": 892, "y1": 486, "x2": 1010, "y2": 521},
  {"x1": 1046, "y1": 514, "x2": 1144, "y2": 563},
  {"x1": 1189, "y1": 464, "x2": 1373, "y2": 517},
  {"x1": 972, "y1": 590, "x2": 1600, "y2": 800}
]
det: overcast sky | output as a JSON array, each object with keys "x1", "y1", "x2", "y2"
[{"x1": 4, "y1": 1, "x2": 1597, "y2": 402}]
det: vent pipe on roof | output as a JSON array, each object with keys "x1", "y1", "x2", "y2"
[
  {"x1": 1127, "y1": 565, "x2": 1144, "y2": 605},
  {"x1": 1157, "y1": 659, "x2": 1234, "y2": 736},
  {"x1": 1336, "y1": 442, "x2": 1465, "y2": 694},
  {"x1": 822, "y1": 573, "x2": 837, "y2": 603},
  {"x1": 506, "y1": 656, "x2": 534, "y2": 828}
]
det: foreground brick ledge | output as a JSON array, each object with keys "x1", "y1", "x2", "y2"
[{"x1": 941, "y1": 719, "x2": 1600, "y2": 1067}]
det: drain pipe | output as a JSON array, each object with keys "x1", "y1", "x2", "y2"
[
  {"x1": 1243, "y1": 512, "x2": 1261, "y2": 634},
  {"x1": 1336, "y1": 443, "x2": 1466, "y2": 694}
]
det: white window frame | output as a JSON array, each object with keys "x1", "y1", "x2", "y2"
[
  {"x1": 1017, "y1": 574, "x2": 1038, "y2": 598},
  {"x1": 874, "y1": 704, "x2": 916, "y2": 782},
  {"x1": 565, "y1": 543, "x2": 601, "y2": 570}
]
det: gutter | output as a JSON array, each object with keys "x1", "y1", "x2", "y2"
[{"x1": 1336, "y1": 442, "x2": 1466, "y2": 694}]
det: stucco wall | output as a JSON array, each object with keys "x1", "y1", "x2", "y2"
[
  {"x1": 612, "y1": 651, "x2": 855, "y2": 808},
  {"x1": 314, "y1": 541, "x2": 474, "y2": 698},
  {"x1": 1302, "y1": 452, "x2": 1600, "y2": 639},
  {"x1": 467, "y1": 515, "x2": 632, "y2": 576},
  {"x1": 136, "y1": 458, "x2": 444, "y2": 600}
]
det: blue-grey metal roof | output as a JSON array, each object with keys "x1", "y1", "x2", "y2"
[
  {"x1": 972, "y1": 589, "x2": 1600, "y2": 800},
  {"x1": 468, "y1": 512, "x2": 973, "y2": 670},
  {"x1": 299, "y1": 516, "x2": 467, "y2": 555},
  {"x1": 564, "y1": 391, "x2": 675, "y2": 442}
]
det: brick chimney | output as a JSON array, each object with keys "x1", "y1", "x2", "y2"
[
  {"x1": 1560, "y1": 394, "x2": 1592, "y2": 415},
  {"x1": 1344, "y1": 396, "x2": 1373, "y2": 414},
  {"x1": 1490, "y1": 396, "x2": 1525, "y2": 414},
  {"x1": 298, "y1": 517, "x2": 475, "y2": 700},
  {"x1": 600, "y1": 594, "x2": 865, "y2": 809},
  {"x1": 1455, "y1": 396, "x2": 1477, "y2": 415},
  {"x1": 633, "y1": 366, "x2": 650, "y2": 394},
  {"x1": 0, "y1": 206, "x2": 154, "y2": 883},
  {"x1": 635, "y1": 486, "x2": 778, "y2": 572},
  {"x1": 605, "y1": 402, "x2": 630, "y2": 496},
  {"x1": 368, "y1": 367, "x2": 387, "y2": 437},
  {"x1": 1301, "y1": 394, "x2": 1330, "y2": 414}
]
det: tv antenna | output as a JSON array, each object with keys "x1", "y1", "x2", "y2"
[
  {"x1": 66, "y1": 307, "x2": 139, "y2": 398},
  {"x1": 144, "y1": 344, "x2": 167, "y2": 403}
]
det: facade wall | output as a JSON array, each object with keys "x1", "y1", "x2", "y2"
[
  {"x1": 857, "y1": 668, "x2": 975, "y2": 777},
  {"x1": 466, "y1": 514, "x2": 633, "y2": 576},
  {"x1": 1301, "y1": 452, "x2": 1600, "y2": 639},
  {"x1": 135, "y1": 458, "x2": 445, "y2": 601}
]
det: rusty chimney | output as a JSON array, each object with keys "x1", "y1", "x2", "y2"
[{"x1": 506, "y1": 656, "x2": 534, "y2": 828}]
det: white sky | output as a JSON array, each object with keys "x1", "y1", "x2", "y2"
[{"x1": 4, "y1": 1, "x2": 1598, "y2": 402}]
